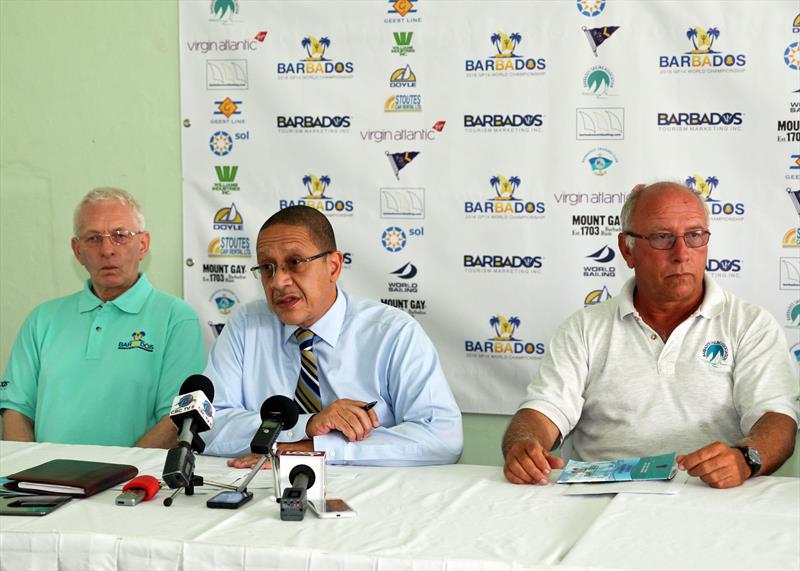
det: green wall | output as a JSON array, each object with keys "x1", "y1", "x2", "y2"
[{"x1": 0, "y1": 0, "x2": 795, "y2": 476}]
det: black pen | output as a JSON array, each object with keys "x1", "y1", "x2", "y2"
[{"x1": 362, "y1": 400, "x2": 378, "y2": 411}]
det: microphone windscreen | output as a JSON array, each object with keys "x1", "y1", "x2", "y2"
[
  {"x1": 260, "y1": 395, "x2": 300, "y2": 429},
  {"x1": 289, "y1": 464, "x2": 316, "y2": 489},
  {"x1": 179, "y1": 374, "x2": 215, "y2": 401}
]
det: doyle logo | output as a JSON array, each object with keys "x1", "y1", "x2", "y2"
[
  {"x1": 577, "y1": 0, "x2": 605, "y2": 17},
  {"x1": 464, "y1": 175, "x2": 546, "y2": 219},
  {"x1": 277, "y1": 35, "x2": 354, "y2": 78},
  {"x1": 389, "y1": 64, "x2": 417, "y2": 87},
  {"x1": 686, "y1": 175, "x2": 744, "y2": 219},
  {"x1": 385, "y1": 94, "x2": 422, "y2": 112},
  {"x1": 277, "y1": 115, "x2": 350, "y2": 132},
  {"x1": 706, "y1": 258, "x2": 741, "y2": 274},
  {"x1": 576, "y1": 107, "x2": 624, "y2": 140},
  {"x1": 583, "y1": 66, "x2": 615, "y2": 98},
  {"x1": 210, "y1": 0, "x2": 238, "y2": 23},
  {"x1": 582, "y1": 26, "x2": 619, "y2": 57},
  {"x1": 464, "y1": 113, "x2": 543, "y2": 132},
  {"x1": 659, "y1": 27, "x2": 746, "y2": 72},
  {"x1": 392, "y1": 32, "x2": 415, "y2": 56},
  {"x1": 386, "y1": 0, "x2": 420, "y2": 23},
  {"x1": 584, "y1": 286, "x2": 612, "y2": 306},
  {"x1": 583, "y1": 147, "x2": 617, "y2": 175},
  {"x1": 213, "y1": 165, "x2": 240, "y2": 194},
  {"x1": 584, "y1": 245, "x2": 616, "y2": 278},
  {"x1": 465, "y1": 31, "x2": 546, "y2": 76},
  {"x1": 212, "y1": 97, "x2": 243, "y2": 124},
  {"x1": 209, "y1": 131, "x2": 233, "y2": 156},
  {"x1": 658, "y1": 111, "x2": 743, "y2": 132},
  {"x1": 785, "y1": 42, "x2": 800, "y2": 71},
  {"x1": 794, "y1": 13, "x2": 800, "y2": 33},
  {"x1": 210, "y1": 289, "x2": 239, "y2": 315},
  {"x1": 208, "y1": 236, "x2": 251, "y2": 257},
  {"x1": 463, "y1": 254, "x2": 544, "y2": 274},
  {"x1": 279, "y1": 174, "x2": 354, "y2": 215},
  {"x1": 213, "y1": 203, "x2": 243, "y2": 231},
  {"x1": 786, "y1": 300, "x2": 800, "y2": 328},
  {"x1": 202, "y1": 263, "x2": 248, "y2": 283},
  {"x1": 702, "y1": 341, "x2": 729, "y2": 367},
  {"x1": 118, "y1": 331, "x2": 154, "y2": 352},
  {"x1": 783, "y1": 227, "x2": 800, "y2": 247},
  {"x1": 206, "y1": 60, "x2": 248, "y2": 90},
  {"x1": 465, "y1": 315, "x2": 546, "y2": 358}
]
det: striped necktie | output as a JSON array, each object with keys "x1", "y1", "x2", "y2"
[{"x1": 294, "y1": 328, "x2": 322, "y2": 414}]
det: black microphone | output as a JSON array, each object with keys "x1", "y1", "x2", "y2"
[
  {"x1": 280, "y1": 464, "x2": 316, "y2": 521},
  {"x1": 162, "y1": 375, "x2": 216, "y2": 489},
  {"x1": 249, "y1": 395, "x2": 299, "y2": 455}
]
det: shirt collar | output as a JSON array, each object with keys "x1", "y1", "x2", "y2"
[
  {"x1": 77, "y1": 273, "x2": 152, "y2": 314},
  {"x1": 617, "y1": 274, "x2": 723, "y2": 320},
  {"x1": 283, "y1": 287, "x2": 347, "y2": 349}
]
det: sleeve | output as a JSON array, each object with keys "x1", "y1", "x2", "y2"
[
  {"x1": 314, "y1": 320, "x2": 463, "y2": 466},
  {"x1": 1, "y1": 308, "x2": 42, "y2": 421},
  {"x1": 201, "y1": 308, "x2": 262, "y2": 456},
  {"x1": 732, "y1": 308, "x2": 800, "y2": 434},
  {"x1": 154, "y1": 303, "x2": 207, "y2": 420},
  {"x1": 517, "y1": 311, "x2": 590, "y2": 448}
]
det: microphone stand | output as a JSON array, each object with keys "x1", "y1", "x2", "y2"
[
  {"x1": 163, "y1": 433, "x2": 206, "y2": 507},
  {"x1": 233, "y1": 448, "x2": 281, "y2": 496}
]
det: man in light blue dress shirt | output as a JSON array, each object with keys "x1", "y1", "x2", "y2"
[{"x1": 202, "y1": 205, "x2": 463, "y2": 466}]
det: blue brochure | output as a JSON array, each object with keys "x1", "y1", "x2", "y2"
[{"x1": 558, "y1": 452, "x2": 678, "y2": 483}]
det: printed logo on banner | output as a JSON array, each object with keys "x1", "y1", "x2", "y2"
[
  {"x1": 276, "y1": 36, "x2": 354, "y2": 78},
  {"x1": 202, "y1": 262, "x2": 248, "y2": 283},
  {"x1": 386, "y1": 151, "x2": 420, "y2": 179},
  {"x1": 208, "y1": 236, "x2": 251, "y2": 257},
  {"x1": 206, "y1": 60, "x2": 248, "y2": 90},
  {"x1": 582, "y1": 147, "x2": 618, "y2": 175},
  {"x1": 788, "y1": 189, "x2": 800, "y2": 214},
  {"x1": 783, "y1": 227, "x2": 800, "y2": 247},
  {"x1": 780, "y1": 257, "x2": 800, "y2": 290},
  {"x1": 570, "y1": 213, "x2": 621, "y2": 236},
  {"x1": 582, "y1": 26, "x2": 619, "y2": 57},
  {"x1": 785, "y1": 300, "x2": 800, "y2": 328},
  {"x1": 555, "y1": 188, "x2": 626, "y2": 207},
  {"x1": 210, "y1": 289, "x2": 239, "y2": 315},
  {"x1": 385, "y1": 0, "x2": 421, "y2": 24},
  {"x1": 381, "y1": 297, "x2": 427, "y2": 316},
  {"x1": 186, "y1": 37, "x2": 258, "y2": 54},
  {"x1": 208, "y1": 322, "x2": 225, "y2": 338},
  {"x1": 659, "y1": 27, "x2": 746, "y2": 73},
  {"x1": 392, "y1": 32, "x2": 415, "y2": 56},
  {"x1": 388, "y1": 262, "x2": 419, "y2": 293},
  {"x1": 212, "y1": 165, "x2": 240, "y2": 195},
  {"x1": 464, "y1": 31, "x2": 546, "y2": 77},
  {"x1": 658, "y1": 111, "x2": 744, "y2": 132},
  {"x1": 791, "y1": 343, "x2": 800, "y2": 364},
  {"x1": 117, "y1": 331, "x2": 154, "y2": 352},
  {"x1": 254, "y1": 31, "x2": 268, "y2": 42},
  {"x1": 212, "y1": 203, "x2": 244, "y2": 231},
  {"x1": 701, "y1": 341, "x2": 729, "y2": 367},
  {"x1": 432, "y1": 120, "x2": 446, "y2": 132},
  {"x1": 210, "y1": 0, "x2": 239, "y2": 23},
  {"x1": 685, "y1": 175, "x2": 744, "y2": 221},
  {"x1": 464, "y1": 315, "x2": 545, "y2": 359},
  {"x1": 209, "y1": 131, "x2": 233, "y2": 156},
  {"x1": 464, "y1": 175, "x2": 546, "y2": 219},
  {"x1": 384, "y1": 94, "x2": 422, "y2": 112},
  {"x1": 577, "y1": 0, "x2": 606, "y2": 17},
  {"x1": 464, "y1": 113, "x2": 544, "y2": 133},
  {"x1": 791, "y1": 99, "x2": 800, "y2": 114},
  {"x1": 706, "y1": 258, "x2": 742, "y2": 278},
  {"x1": 381, "y1": 188, "x2": 425, "y2": 218},
  {"x1": 276, "y1": 115, "x2": 351, "y2": 134},
  {"x1": 212, "y1": 97, "x2": 244, "y2": 125},
  {"x1": 463, "y1": 253, "x2": 544, "y2": 274},
  {"x1": 793, "y1": 13, "x2": 800, "y2": 33},
  {"x1": 584, "y1": 245, "x2": 616, "y2": 278},
  {"x1": 382, "y1": 226, "x2": 407, "y2": 252},
  {"x1": 389, "y1": 65, "x2": 417, "y2": 87},
  {"x1": 777, "y1": 119, "x2": 800, "y2": 142},
  {"x1": 576, "y1": 108, "x2": 624, "y2": 140},
  {"x1": 785, "y1": 42, "x2": 800, "y2": 71},
  {"x1": 788, "y1": 155, "x2": 800, "y2": 181},
  {"x1": 278, "y1": 174, "x2": 354, "y2": 216},
  {"x1": 584, "y1": 286, "x2": 613, "y2": 306},
  {"x1": 362, "y1": 126, "x2": 435, "y2": 142},
  {"x1": 583, "y1": 66, "x2": 615, "y2": 98}
]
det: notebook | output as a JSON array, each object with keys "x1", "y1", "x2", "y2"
[{"x1": 6, "y1": 459, "x2": 138, "y2": 497}]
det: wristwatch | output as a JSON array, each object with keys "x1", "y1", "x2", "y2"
[{"x1": 733, "y1": 445, "x2": 762, "y2": 478}]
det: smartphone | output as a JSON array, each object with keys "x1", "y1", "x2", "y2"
[
  {"x1": 206, "y1": 490, "x2": 253, "y2": 509},
  {"x1": 309, "y1": 498, "x2": 357, "y2": 519}
]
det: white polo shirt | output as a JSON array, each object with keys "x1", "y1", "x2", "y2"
[{"x1": 520, "y1": 276, "x2": 800, "y2": 461}]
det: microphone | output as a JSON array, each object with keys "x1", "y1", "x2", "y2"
[
  {"x1": 250, "y1": 395, "x2": 299, "y2": 455},
  {"x1": 280, "y1": 464, "x2": 316, "y2": 521},
  {"x1": 162, "y1": 375, "x2": 216, "y2": 489}
]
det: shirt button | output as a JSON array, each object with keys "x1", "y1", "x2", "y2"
[
  {"x1": 287, "y1": 431, "x2": 294, "y2": 438},
  {"x1": 650, "y1": 334, "x2": 656, "y2": 340},
  {"x1": 96, "y1": 326, "x2": 102, "y2": 332},
  {"x1": 329, "y1": 451, "x2": 336, "y2": 458}
]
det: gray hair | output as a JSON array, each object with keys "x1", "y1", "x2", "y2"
[
  {"x1": 73, "y1": 187, "x2": 146, "y2": 236},
  {"x1": 620, "y1": 181, "x2": 708, "y2": 250}
]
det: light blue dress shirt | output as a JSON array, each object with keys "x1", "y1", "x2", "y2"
[{"x1": 202, "y1": 288, "x2": 463, "y2": 465}]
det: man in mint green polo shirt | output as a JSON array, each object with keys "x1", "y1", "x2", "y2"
[{"x1": 1, "y1": 188, "x2": 205, "y2": 447}]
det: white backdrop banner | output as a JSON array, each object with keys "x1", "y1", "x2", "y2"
[{"x1": 180, "y1": 0, "x2": 800, "y2": 414}]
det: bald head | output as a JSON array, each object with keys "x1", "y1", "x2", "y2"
[{"x1": 621, "y1": 182, "x2": 708, "y2": 249}]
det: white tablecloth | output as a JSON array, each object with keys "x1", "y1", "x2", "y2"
[{"x1": 0, "y1": 442, "x2": 798, "y2": 570}]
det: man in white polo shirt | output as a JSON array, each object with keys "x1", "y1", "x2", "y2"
[{"x1": 503, "y1": 181, "x2": 799, "y2": 489}]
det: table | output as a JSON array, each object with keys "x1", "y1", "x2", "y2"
[{"x1": 0, "y1": 442, "x2": 798, "y2": 570}]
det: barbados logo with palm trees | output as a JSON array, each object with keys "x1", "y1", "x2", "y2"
[
  {"x1": 464, "y1": 315, "x2": 545, "y2": 357},
  {"x1": 277, "y1": 35, "x2": 354, "y2": 77},
  {"x1": 659, "y1": 27, "x2": 745, "y2": 71},
  {"x1": 464, "y1": 175, "x2": 545, "y2": 217},
  {"x1": 277, "y1": 174, "x2": 353, "y2": 215},
  {"x1": 465, "y1": 31, "x2": 546, "y2": 75},
  {"x1": 685, "y1": 175, "x2": 745, "y2": 219}
]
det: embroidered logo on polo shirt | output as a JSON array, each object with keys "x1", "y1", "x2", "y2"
[
  {"x1": 118, "y1": 331, "x2": 154, "y2": 353},
  {"x1": 701, "y1": 341, "x2": 729, "y2": 367},
  {"x1": 0, "y1": 379, "x2": 9, "y2": 389}
]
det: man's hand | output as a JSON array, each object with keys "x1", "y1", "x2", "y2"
[
  {"x1": 677, "y1": 442, "x2": 750, "y2": 489},
  {"x1": 503, "y1": 438, "x2": 565, "y2": 485},
  {"x1": 226, "y1": 441, "x2": 315, "y2": 469},
  {"x1": 306, "y1": 399, "x2": 379, "y2": 442}
]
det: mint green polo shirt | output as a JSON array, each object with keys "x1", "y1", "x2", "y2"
[{"x1": 1, "y1": 274, "x2": 206, "y2": 446}]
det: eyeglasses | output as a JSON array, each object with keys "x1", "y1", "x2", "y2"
[
  {"x1": 251, "y1": 251, "x2": 332, "y2": 280},
  {"x1": 78, "y1": 230, "x2": 142, "y2": 248},
  {"x1": 624, "y1": 230, "x2": 711, "y2": 250}
]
